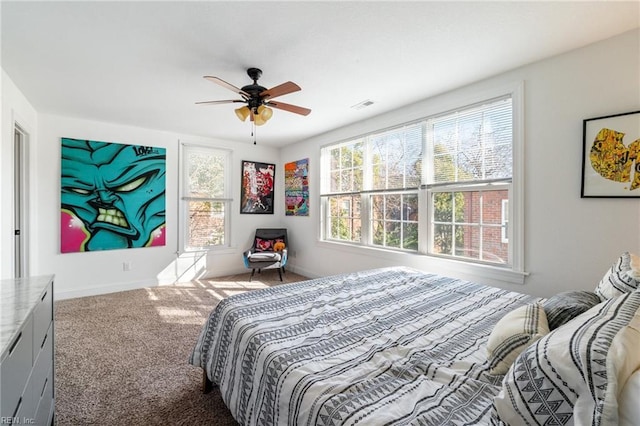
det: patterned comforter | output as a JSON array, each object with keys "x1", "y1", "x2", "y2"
[{"x1": 190, "y1": 267, "x2": 538, "y2": 425}]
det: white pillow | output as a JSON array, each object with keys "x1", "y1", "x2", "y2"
[
  {"x1": 595, "y1": 252, "x2": 640, "y2": 300},
  {"x1": 626, "y1": 253, "x2": 640, "y2": 279},
  {"x1": 620, "y1": 369, "x2": 640, "y2": 426},
  {"x1": 486, "y1": 302, "x2": 549, "y2": 375},
  {"x1": 493, "y1": 292, "x2": 640, "y2": 426}
]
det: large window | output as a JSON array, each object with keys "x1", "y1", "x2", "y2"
[
  {"x1": 322, "y1": 124, "x2": 422, "y2": 250},
  {"x1": 427, "y1": 96, "x2": 512, "y2": 265},
  {"x1": 181, "y1": 144, "x2": 231, "y2": 251},
  {"x1": 321, "y1": 91, "x2": 520, "y2": 271}
]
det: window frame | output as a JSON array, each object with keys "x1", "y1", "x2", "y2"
[
  {"x1": 319, "y1": 82, "x2": 525, "y2": 283},
  {"x1": 179, "y1": 143, "x2": 233, "y2": 253},
  {"x1": 501, "y1": 199, "x2": 509, "y2": 244},
  {"x1": 369, "y1": 189, "x2": 420, "y2": 251},
  {"x1": 426, "y1": 180, "x2": 511, "y2": 266}
]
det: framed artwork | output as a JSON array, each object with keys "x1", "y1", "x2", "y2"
[
  {"x1": 581, "y1": 110, "x2": 640, "y2": 198},
  {"x1": 284, "y1": 158, "x2": 309, "y2": 216},
  {"x1": 241, "y1": 160, "x2": 275, "y2": 214},
  {"x1": 60, "y1": 137, "x2": 166, "y2": 252}
]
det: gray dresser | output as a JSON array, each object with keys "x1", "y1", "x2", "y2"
[{"x1": 1, "y1": 275, "x2": 55, "y2": 426}]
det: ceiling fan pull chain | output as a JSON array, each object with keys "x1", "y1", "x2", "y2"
[{"x1": 252, "y1": 122, "x2": 257, "y2": 145}]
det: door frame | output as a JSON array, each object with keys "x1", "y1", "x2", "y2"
[{"x1": 13, "y1": 122, "x2": 29, "y2": 278}]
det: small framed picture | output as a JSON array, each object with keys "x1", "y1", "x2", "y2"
[
  {"x1": 240, "y1": 160, "x2": 275, "y2": 214},
  {"x1": 581, "y1": 110, "x2": 640, "y2": 198}
]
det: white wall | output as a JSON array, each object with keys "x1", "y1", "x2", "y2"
[
  {"x1": 0, "y1": 70, "x2": 39, "y2": 279},
  {"x1": 2, "y1": 29, "x2": 638, "y2": 300},
  {"x1": 35, "y1": 114, "x2": 282, "y2": 299},
  {"x1": 281, "y1": 29, "x2": 640, "y2": 298}
]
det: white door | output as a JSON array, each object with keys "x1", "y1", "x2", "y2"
[{"x1": 13, "y1": 125, "x2": 28, "y2": 278}]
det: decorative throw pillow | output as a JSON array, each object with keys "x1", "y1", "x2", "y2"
[
  {"x1": 254, "y1": 237, "x2": 284, "y2": 252},
  {"x1": 594, "y1": 252, "x2": 640, "y2": 301},
  {"x1": 492, "y1": 291, "x2": 640, "y2": 426},
  {"x1": 627, "y1": 253, "x2": 640, "y2": 279},
  {"x1": 254, "y1": 237, "x2": 274, "y2": 252},
  {"x1": 486, "y1": 303, "x2": 549, "y2": 375},
  {"x1": 620, "y1": 369, "x2": 640, "y2": 426},
  {"x1": 543, "y1": 290, "x2": 602, "y2": 330}
]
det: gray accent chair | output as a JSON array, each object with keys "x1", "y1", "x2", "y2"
[{"x1": 243, "y1": 228, "x2": 288, "y2": 281}]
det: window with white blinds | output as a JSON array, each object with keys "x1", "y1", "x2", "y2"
[
  {"x1": 426, "y1": 96, "x2": 513, "y2": 265},
  {"x1": 429, "y1": 96, "x2": 512, "y2": 184},
  {"x1": 320, "y1": 90, "x2": 521, "y2": 271},
  {"x1": 180, "y1": 144, "x2": 232, "y2": 251}
]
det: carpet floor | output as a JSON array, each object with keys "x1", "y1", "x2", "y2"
[{"x1": 54, "y1": 270, "x2": 308, "y2": 425}]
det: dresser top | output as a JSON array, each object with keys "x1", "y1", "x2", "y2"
[{"x1": 0, "y1": 275, "x2": 54, "y2": 356}]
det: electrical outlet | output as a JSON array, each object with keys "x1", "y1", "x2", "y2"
[{"x1": 123, "y1": 261, "x2": 132, "y2": 271}]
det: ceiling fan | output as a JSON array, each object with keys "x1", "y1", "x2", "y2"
[{"x1": 196, "y1": 68, "x2": 311, "y2": 126}]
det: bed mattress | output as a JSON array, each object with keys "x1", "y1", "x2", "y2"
[{"x1": 190, "y1": 267, "x2": 538, "y2": 425}]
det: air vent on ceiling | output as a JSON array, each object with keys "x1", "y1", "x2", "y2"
[{"x1": 350, "y1": 99, "x2": 375, "y2": 110}]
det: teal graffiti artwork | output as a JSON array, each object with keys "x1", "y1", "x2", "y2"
[{"x1": 61, "y1": 138, "x2": 166, "y2": 252}]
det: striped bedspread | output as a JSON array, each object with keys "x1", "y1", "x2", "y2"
[{"x1": 190, "y1": 267, "x2": 538, "y2": 425}]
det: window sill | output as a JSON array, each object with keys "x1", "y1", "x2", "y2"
[
  {"x1": 316, "y1": 240, "x2": 528, "y2": 286},
  {"x1": 180, "y1": 246, "x2": 238, "y2": 255}
]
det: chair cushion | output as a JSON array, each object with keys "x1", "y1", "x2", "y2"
[{"x1": 248, "y1": 252, "x2": 281, "y2": 261}]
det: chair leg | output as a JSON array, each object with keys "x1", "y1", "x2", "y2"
[
  {"x1": 250, "y1": 268, "x2": 256, "y2": 281},
  {"x1": 278, "y1": 267, "x2": 283, "y2": 281}
]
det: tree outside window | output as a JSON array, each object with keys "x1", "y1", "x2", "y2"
[
  {"x1": 182, "y1": 145, "x2": 231, "y2": 251},
  {"x1": 321, "y1": 94, "x2": 516, "y2": 268}
]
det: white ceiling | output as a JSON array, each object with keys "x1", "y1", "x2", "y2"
[{"x1": 2, "y1": 1, "x2": 639, "y2": 147}]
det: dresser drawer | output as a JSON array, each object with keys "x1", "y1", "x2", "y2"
[
  {"x1": 32, "y1": 322, "x2": 53, "y2": 407},
  {"x1": 0, "y1": 315, "x2": 33, "y2": 418},
  {"x1": 33, "y1": 283, "x2": 52, "y2": 355},
  {"x1": 34, "y1": 366, "x2": 54, "y2": 426}
]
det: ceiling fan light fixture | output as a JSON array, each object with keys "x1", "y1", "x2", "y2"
[
  {"x1": 235, "y1": 106, "x2": 250, "y2": 122},
  {"x1": 259, "y1": 105, "x2": 273, "y2": 121},
  {"x1": 199, "y1": 68, "x2": 311, "y2": 131},
  {"x1": 254, "y1": 113, "x2": 267, "y2": 126}
]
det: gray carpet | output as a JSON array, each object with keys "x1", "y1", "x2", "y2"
[{"x1": 54, "y1": 270, "x2": 308, "y2": 425}]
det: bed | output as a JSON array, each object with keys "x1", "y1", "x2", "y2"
[{"x1": 190, "y1": 261, "x2": 640, "y2": 426}]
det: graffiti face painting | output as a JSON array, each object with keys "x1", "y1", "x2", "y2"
[{"x1": 61, "y1": 138, "x2": 166, "y2": 252}]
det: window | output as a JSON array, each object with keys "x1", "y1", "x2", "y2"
[
  {"x1": 325, "y1": 140, "x2": 364, "y2": 242},
  {"x1": 322, "y1": 124, "x2": 422, "y2": 249},
  {"x1": 427, "y1": 96, "x2": 512, "y2": 265},
  {"x1": 321, "y1": 89, "x2": 522, "y2": 272},
  {"x1": 181, "y1": 144, "x2": 231, "y2": 251}
]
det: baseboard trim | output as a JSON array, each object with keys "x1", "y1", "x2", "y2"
[
  {"x1": 55, "y1": 279, "x2": 158, "y2": 300},
  {"x1": 286, "y1": 265, "x2": 321, "y2": 280},
  {"x1": 55, "y1": 266, "x2": 320, "y2": 300}
]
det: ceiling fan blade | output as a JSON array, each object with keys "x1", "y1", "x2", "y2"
[
  {"x1": 195, "y1": 99, "x2": 245, "y2": 105},
  {"x1": 260, "y1": 81, "x2": 301, "y2": 100},
  {"x1": 267, "y1": 100, "x2": 311, "y2": 116},
  {"x1": 203, "y1": 76, "x2": 250, "y2": 98}
]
